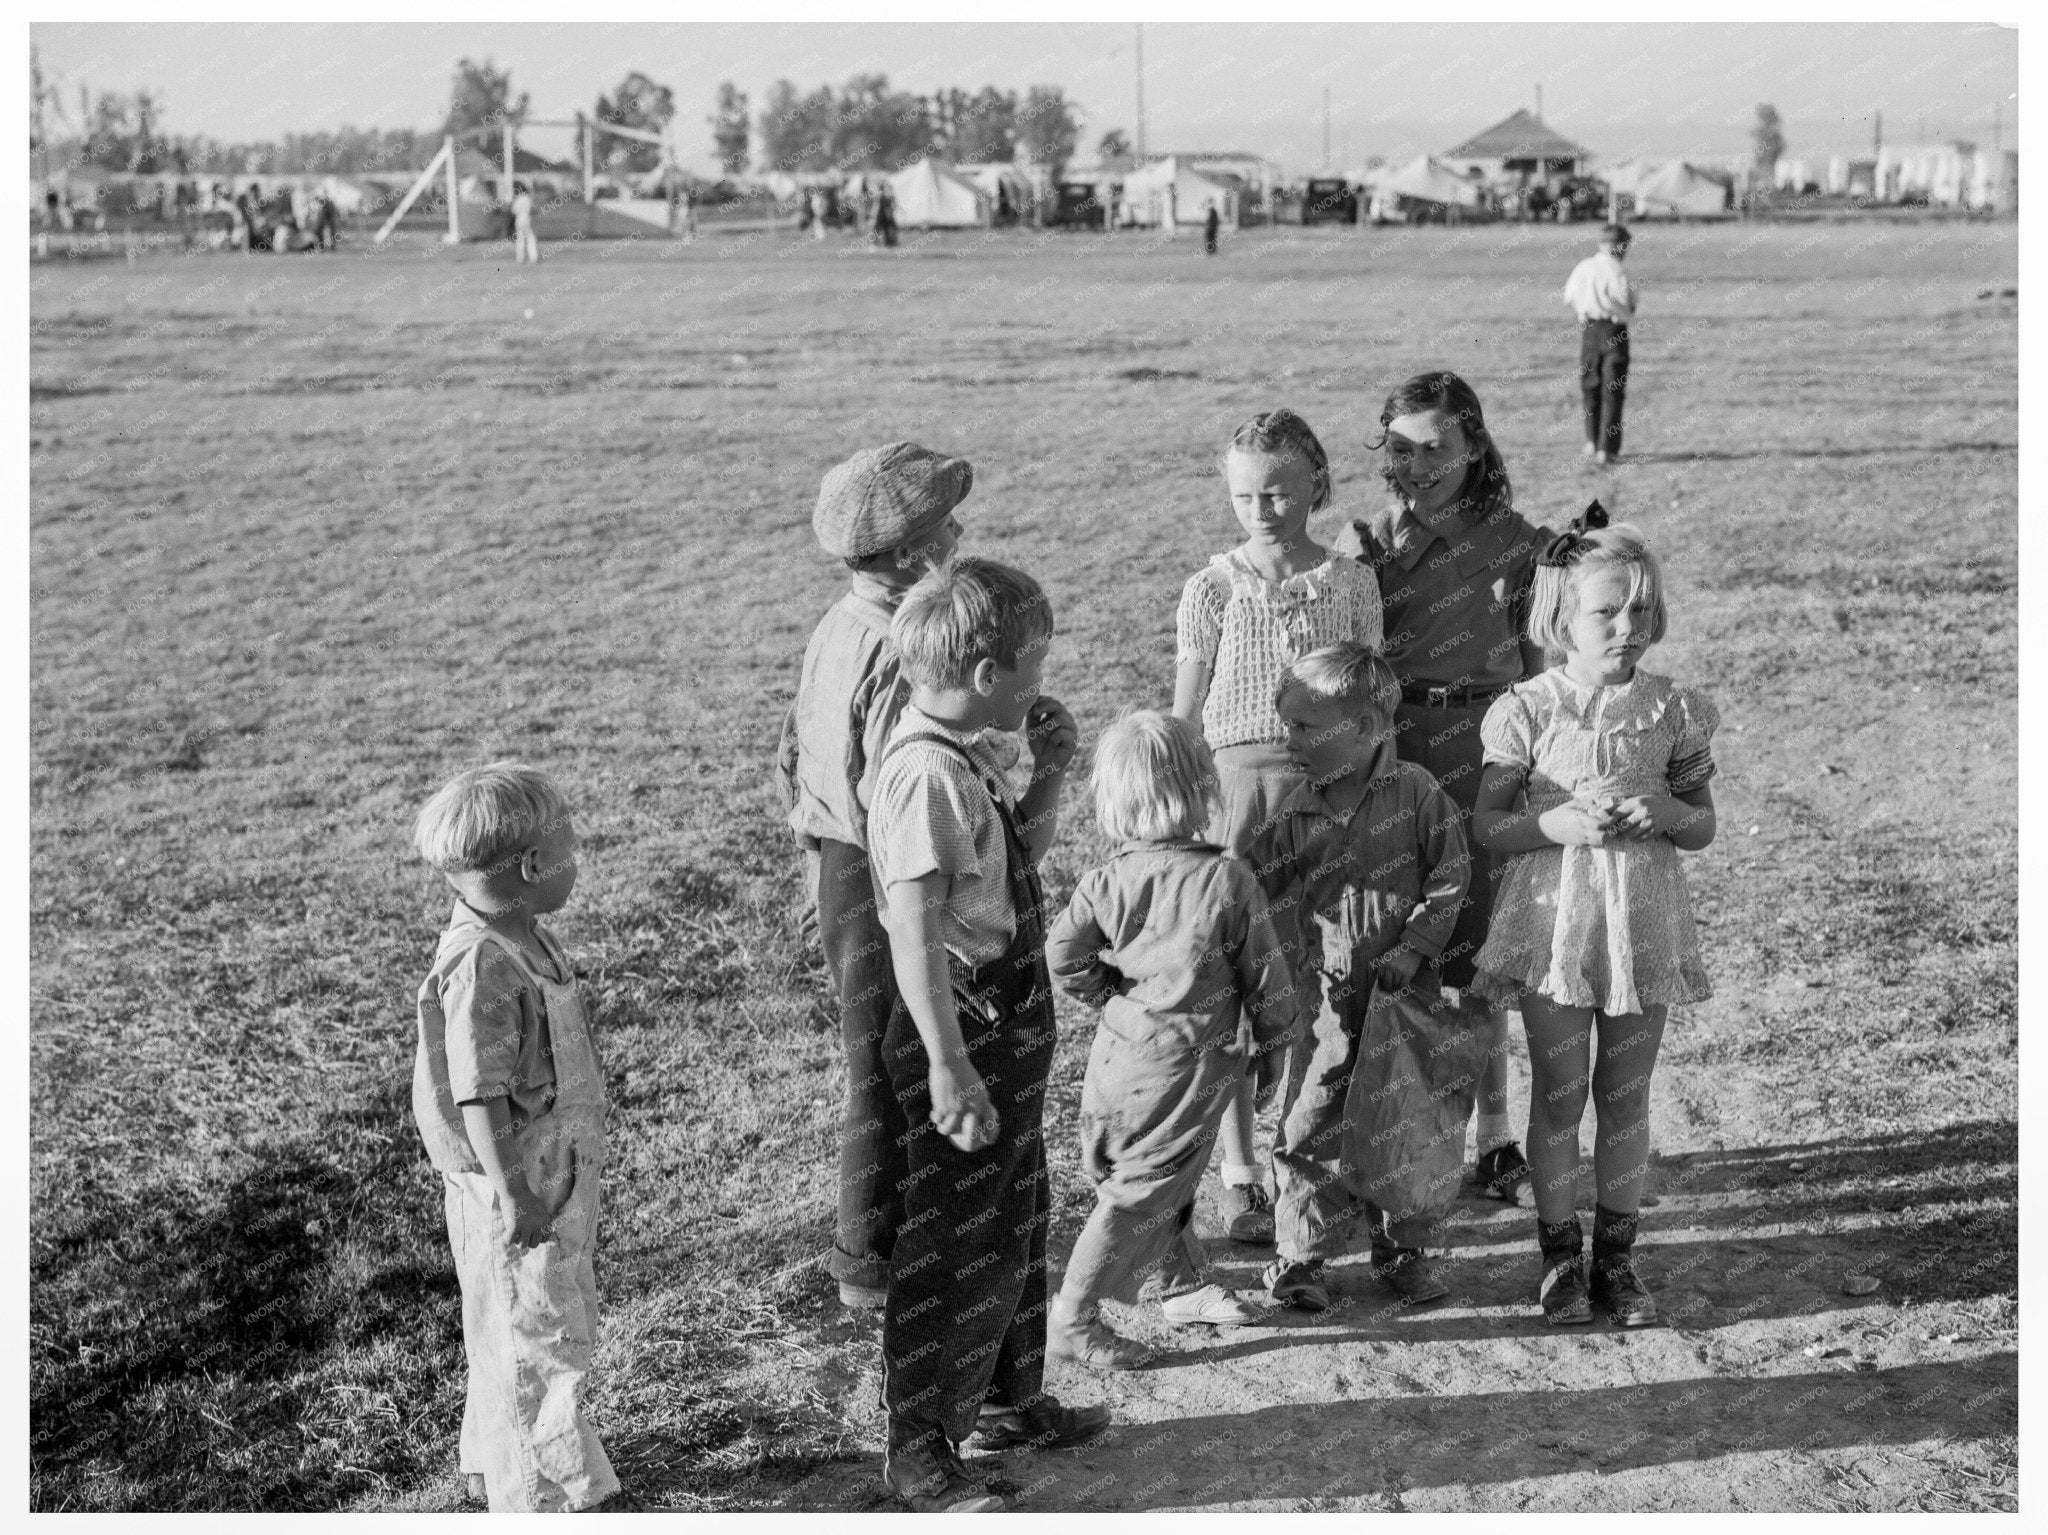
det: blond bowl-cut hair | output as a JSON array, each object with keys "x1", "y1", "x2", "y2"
[
  {"x1": 414, "y1": 761, "x2": 570, "y2": 874},
  {"x1": 1275, "y1": 642, "x2": 1402, "y2": 724},
  {"x1": 1091, "y1": 710, "x2": 1220, "y2": 844},
  {"x1": 1525, "y1": 523, "x2": 1667, "y2": 656},
  {"x1": 891, "y1": 555, "x2": 1055, "y2": 691}
]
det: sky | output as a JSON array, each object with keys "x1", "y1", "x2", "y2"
[{"x1": 31, "y1": 21, "x2": 2019, "y2": 173}]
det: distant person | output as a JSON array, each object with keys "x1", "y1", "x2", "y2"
[
  {"x1": 872, "y1": 180, "x2": 897, "y2": 248},
  {"x1": 1204, "y1": 197, "x2": 1221, "y2": 255},
  {"x1": 1564, "y1": 224, "x2": 1637, "y2": 464},
  {"x1": 311, "y1": 191, "x2": 339, "y2": 251},
  {"x1": 1172, "y1": 409, "x2": 1383, "y2": 1248},
  {"x1": 411, "y1": 763, "x2": 627, "y2": 1510},
  {"x1": 811, "y1": 187, "x2": 829, "y2": 242},
  {"x1": 236, "y1": 183, "x2": 261, "y2": 251},
  {"x1": 1471, "y1": 514, "x2": 1720, "y2": 1328},
  {"x1": 511, "y1": 181, "x2": 539, "y2": 263}
]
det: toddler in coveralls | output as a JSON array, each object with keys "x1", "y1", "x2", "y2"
[
  {"x1": 1044, "y1": 711, "x2": 1307, "y2": 1370},
  {"x1": 411, "y1": 763, "x2": 619, "y2": 1512}
]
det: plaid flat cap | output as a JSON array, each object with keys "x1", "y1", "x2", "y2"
[{"x1": 813, "y1": 442, "x2": 974, "y2": 559}]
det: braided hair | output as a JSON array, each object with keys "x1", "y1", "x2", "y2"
[{"x1": 1222, "y1": 408, "x2": 1334, "y2": 514}]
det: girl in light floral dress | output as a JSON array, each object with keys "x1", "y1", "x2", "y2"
[{"x1": 1471, "y1": 510, "x2": 1719, "y2": 1330}]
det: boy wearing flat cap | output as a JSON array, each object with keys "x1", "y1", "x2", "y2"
[{"x1": 778, "y1": 442, "x2": 971, "y2": 1313}]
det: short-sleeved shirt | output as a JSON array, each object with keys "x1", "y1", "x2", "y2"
[
  {"x1": 1176, "y1": 548, "x2": 1384, "y2": 749},
  {"x1": 782, "y1": 573, "x2": 910, "y2": 852},
  {"x1": 412, "y1": 901, "x2": 572, "y2": 1177},
  {"x1": 1480, "y1": 668, "x2": 1719, "y2": 812},
  {"x1": 866, "y1": 704, "x2": 1026, "y2": 969},
  {"x1": 1347, "y1": 500, "x2": 1554, "y2": 691}
]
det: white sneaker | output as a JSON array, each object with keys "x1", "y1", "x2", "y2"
[
  {"x1": 1160, "y1": 1283, "x2": 1263, "y2": 1327},
  {"x1": 1580, "y1": 442, "x2": 1598, "y2": 458}
]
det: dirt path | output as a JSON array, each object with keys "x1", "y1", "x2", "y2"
[{"x1": 749, "y1": 1039, "x2": 2016, "y2": 1514}]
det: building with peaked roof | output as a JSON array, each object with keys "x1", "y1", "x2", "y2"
[{"x1": 1442, "y1": 109, "x2": 1589, "y2": 184}]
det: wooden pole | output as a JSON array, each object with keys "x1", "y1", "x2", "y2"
[
  {"x1": 373, "y1": 137, "x2": 452, "y2": 243},
  {"x1": 503, "y1": 118, "x2": 514, "y2": 209},
  {"x1": 444, "y1": 133, "x2": 460, "y2": 243}
]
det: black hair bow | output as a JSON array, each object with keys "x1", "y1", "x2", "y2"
[{"x1": 1538, "y1": 501, "x2": 1609, "y2": 567}]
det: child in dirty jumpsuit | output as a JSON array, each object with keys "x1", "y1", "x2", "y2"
[
  {"x1": 1044, "y1": 710, "x2": 1306, "y2": 1370},
  {"x1": 411, "y1": 762, "x2": 622, "y2": 1512}
]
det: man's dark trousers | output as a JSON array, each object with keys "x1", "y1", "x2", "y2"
[
  {"x1": 817, "y1": 838, "x2": 909, "y2": 1291},
  {"x1": 1580, "y1": 319, "x2": 1630, "y2": 457}
]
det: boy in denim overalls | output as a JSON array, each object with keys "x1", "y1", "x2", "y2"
[
  {"x1": 865, "y1": 557, "x2": 1109, "y2": 1512},
  {"x1": 411, "y1": 763, "x2": 622, "y2": 1512}
]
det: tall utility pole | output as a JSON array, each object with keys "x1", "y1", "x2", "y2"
[
  {"x1": 1323, "y1": 86, "x2": 1331, "y2": 165},
  {"x1": 1873, "y1": 109, "x2": 1883, "y2": 154},
  {"x1": 1535, "y1": 83, "x2": 1543, "y2": 121},
  {"x1": 1135, "y1": 24, "x2": 1146, "y2": 160}
]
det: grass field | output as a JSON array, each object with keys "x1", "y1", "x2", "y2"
[{"x1": 29, "y1": 215, "x2": 2017, "y2": 1511}]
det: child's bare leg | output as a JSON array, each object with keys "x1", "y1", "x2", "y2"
[
  {"x1": 1473, "y1": 1004, "x2": 1516, "y2": 1150},
  {"x1": 1590, "y1": 1005, "x2": 1667, "y2": 1215},
  {"x1": 1217, "y1": 1070, "x2": 1259, "y2": 1183},
  {"x1": 1518, "y1": 994, "x2": 1594, "y2": 1227}
]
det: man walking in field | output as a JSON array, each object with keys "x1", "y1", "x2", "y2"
[
  {"x1": 1564, "y1": 224, "x2": 1637, "y2": 465},
  {"x1": 512, "y1": 182, "x2": 540, "y2": 264}
]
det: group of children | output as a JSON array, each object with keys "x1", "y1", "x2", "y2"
[{"x1": 407, "y1": 372, "x2": 1719, "y2": 1511}]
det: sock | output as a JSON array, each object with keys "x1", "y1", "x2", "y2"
[
  {"x1": 1222, "y1": 1163, "x2": 1262, "y2": 1188},
  {"x1": 1537, "y1": 1215, "x2": 1584, "y2": 1264},
  {"x1": 1592, "y1": 1205, "x2": 1639, "y2": 1263},
  {"x1": 1474, "y1": 1112, "x2": 1516, "y2": 1155}
]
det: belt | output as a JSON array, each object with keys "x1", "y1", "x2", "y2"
[
  {"x1": 1580, "y1": 316, "x2": 1629, "y2": 328},
  {"x1": 1401, "y1": 681, "x2": 1509, "y2": 710}
]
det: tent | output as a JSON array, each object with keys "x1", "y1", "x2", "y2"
[
  {"x1": 886, "y1": 159, "x2": 990, "y2": 228},
  {"x1": 1118, "y1": 156, "x2": 1240, "y2": 228},
  {"x1": 952, "y1": 162, "x2": 1036, "y2": 222},
  {"x1": 1381, "y1": 155, "x2": 1483, "y2": 208},
  {"x1": 1625, "y1": 160, "x2": 1731, "y2": 218}
]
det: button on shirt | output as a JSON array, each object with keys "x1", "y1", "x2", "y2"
[
  {"x1": 1346, "y1": 502, "x2": 1553, "y2": 690},
  {"x1": 1245, "y1": 739, "x2": 1471, "y2": 982},
  {"x1": 1564, "y1": 250, "x2": 1638, "y2": 324}
]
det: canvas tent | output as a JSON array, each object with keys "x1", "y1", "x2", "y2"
[
  {"x1": 1118, "y1": 156, "x2": 1240, "y2": 228},
  {"x1": 1380, "y1": 155, "x2": 1484, "y2": 209},
  {"x1": 887, "y1": 159, "x2": 990, "y2": 228},
  {"x1": 952, "y1": 163, "x2": 1036, "y2": 222},
  {"x1": 1614, "y1": 160, "x2": 1730, "y2": 218}
]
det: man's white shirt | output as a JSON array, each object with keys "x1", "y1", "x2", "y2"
[{"x1": 1564, "y1": 250, "x2": 1637, "y2": 323}]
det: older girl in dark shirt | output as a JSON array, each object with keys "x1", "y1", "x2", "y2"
[{"x1": 1346, "y1": 371, "x2": 1553, "y2": 1202}]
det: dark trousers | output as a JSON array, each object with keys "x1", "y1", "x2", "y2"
[
  {"x1": 817, "y1": 839, "x2": 909, "y2": 1290},
  {"x1": 880, "y1": 956, "x2": 1056, "y2": 1455},
  {"x1": 1579, "y1": 320, "x2": 1630, "y2": 456}
]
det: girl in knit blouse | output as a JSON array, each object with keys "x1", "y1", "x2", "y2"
[{"x1": 1171, "y1": 409, "x2": 1383, "y2": 1243}]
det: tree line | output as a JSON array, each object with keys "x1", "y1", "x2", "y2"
[{"x1": 33, "y1": 50, "x2": 1086, "y2": 182}]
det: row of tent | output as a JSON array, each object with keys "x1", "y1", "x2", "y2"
[{"x1": 760, "y1": 160, "x2": 1040, "y2": 227}]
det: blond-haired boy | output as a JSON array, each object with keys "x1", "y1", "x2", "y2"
[{"x1": 411, "y1": 762, "x2": 621, "y2": 1512}]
